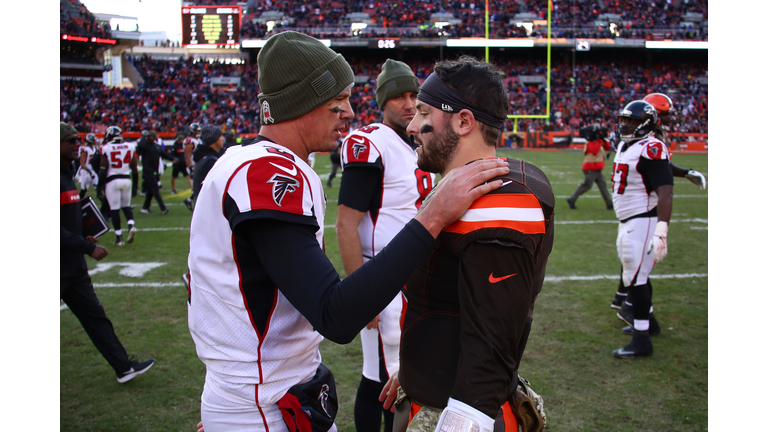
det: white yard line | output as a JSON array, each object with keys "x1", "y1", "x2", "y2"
[
  {"x1": 555, "y1": 194, "x2": 706, "y2": 199},
  {"x1": 544, "y1": 273, "x2": 707, "y2": 283},
  {"x1": 135, "y1": 216, "x2": 708, "y2": 231}
]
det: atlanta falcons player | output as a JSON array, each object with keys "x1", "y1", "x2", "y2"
[
  {"x1": 609, "y1": 100, "x2": 674, "y2": 359},
  {"x1": 77, "y1": 133, "x2": 99, "y2": 199},
  {"x1": 183, "y1": 122, "x2": 202, "y2": 171},
  {"x1": 182, "y1": 123, "x2": 202, "y2": 210},
  {"x1": 610, "y1": 93, "x2": 707, "y2": 335},
  {"x1": 99, "y1": 126, "x2": 138, "y2": 246},
  {"x1": 336, "y1": 59, "x2": 434, "y2": 432}
]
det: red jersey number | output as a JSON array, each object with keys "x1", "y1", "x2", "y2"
[
  {"x1": 110, "y1": 151, "x2": 132, "y2": 168},
  {"x1": 414, "y1": 169, "x2": 434, "y2": 210},
  {"x1": 612, "y1": 163, "x2": 629, "y2": 194}
]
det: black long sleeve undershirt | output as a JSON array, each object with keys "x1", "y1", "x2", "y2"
[{"x1": 237, "y1": 217, "x2": 435, "y2": 344}]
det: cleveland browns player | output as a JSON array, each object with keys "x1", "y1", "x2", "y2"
[
  {"x1": 380, "y1": 56, "x2": 554, "y2": 432},
  {"x1": 336, "y1": 59, "x2": 434, "y2": 432}
]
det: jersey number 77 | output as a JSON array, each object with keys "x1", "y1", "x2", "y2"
[{"x1": 612, "y1": 163, "x2": 629, "y2": 194}]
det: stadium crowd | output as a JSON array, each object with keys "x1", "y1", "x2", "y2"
[
  {"x1": 60, "y1": 0, "x2": 112, "y2": 39},
  {"x1": 221, "y1": 0, "x2": 707, "y2": 41},
  {"x1": 60, "y1": 54, "x2": 707, "y2": 137}
]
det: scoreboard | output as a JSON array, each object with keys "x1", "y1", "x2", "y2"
[{"x1": 181, "y1": 6, "x2": 241, "y2": 46}]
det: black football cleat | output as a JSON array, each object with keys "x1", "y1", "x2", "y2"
[
  {"x1": 126, "y1": 224, "x2": 136, "y2": 244},
  {"x1": 613, "y1": 330, "x2": 653, "y2": 359},
  {"x1": 617, "y1": 300, "x2": 634, "y2": 325},
  {"x1": 610, "y1": 295, "x2": 625, "y2": 310},
  {"x1": 566, "y1": 198, "x2": 576, "y2": 210}
]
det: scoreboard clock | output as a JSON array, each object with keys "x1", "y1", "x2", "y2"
[
  {"x1": 182, "y1": 6, "x2": 241, "y2": 46},
  {"x1": 368, "y1": 39, "x2": 400, "y2": 49}
]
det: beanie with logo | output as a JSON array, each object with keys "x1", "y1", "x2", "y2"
[{"x1": 257, "y1": 31, "x2": 355, "y2": 125}]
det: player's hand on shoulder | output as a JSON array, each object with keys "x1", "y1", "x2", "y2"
[
  {"x1": 415, "y1": 159, "x2": 509, "y2": 237},
  {"x1": 90, "y1": 245, "x2": 109, "y2": 261}
]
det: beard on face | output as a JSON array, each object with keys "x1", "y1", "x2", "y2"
[{"x1": 417, "y1": 120, "x2": 460, "y2": 174}]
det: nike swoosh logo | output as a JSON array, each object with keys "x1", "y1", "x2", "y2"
[
  {"x1": 501, "y1": 180, "x2": 513, "y2": 187},
  {"x1": 627, "y1": 230, "x2": 634, "y2": 233},
  {"x1": 349, "y1": 136, "x2": 365, "y2": 144},
  {"x1": 269, "y1": 162, "x2": 297, "y2": 176},
  {"x1": 489, "y1": 273, "x2": 517, "y2": 283}
]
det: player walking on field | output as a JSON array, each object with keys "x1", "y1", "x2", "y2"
[
  {"x1": 99, "y1": 126, "x2": 138, "y2": 246},
  {"x1": 77, "y1": 133, "x2": 99, "y2": 199}
]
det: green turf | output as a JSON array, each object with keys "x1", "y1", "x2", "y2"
[{"x1": 61, "y1": 149, "x2": 708, "y2": 431}]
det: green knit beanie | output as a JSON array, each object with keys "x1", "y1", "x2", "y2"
[
  {"x1": 376, "y1": 59, "x2": 420, "y2": 109},
  {"x1": 257, "y1": 31, "x2": 354, "y2": 124},
  {"x1": 60, "y1": 122, "x2": 79, "y2": 141}
]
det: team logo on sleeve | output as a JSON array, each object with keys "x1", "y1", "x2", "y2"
[
  {"x1": 350, "y1": 136, "x2": 368, "y2": 159},
  {"x1": 266, "y1": 163, "x2": 300, "y2": 206},
  {"x1": 645, "y1": 142, "x2": 665, "y2": 160}
]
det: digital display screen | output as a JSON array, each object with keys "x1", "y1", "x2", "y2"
[
  {"x1": 181, "y1": 6, "x2": 241, "y2": 46},
  {"x1": 368, "y1": 39, "x2": 401, "y2": 49}
]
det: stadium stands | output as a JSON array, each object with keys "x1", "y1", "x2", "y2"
[
  {"x1": 60, "y1": 0, "x2": 112, "y2": 39},
  {"x1": 60, "y1": 55, "x2": 707, "y2": 136},
  {"x1": 223, "y1": 0, "x2": 708, "y2": 41}
]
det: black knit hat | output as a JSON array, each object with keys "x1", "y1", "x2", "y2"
[
  {"x1": 201, "y1": 125, "x2": 223, "y2": 146},
  {"x1": 257, "y1": 31, "x2": 354, "y2": 124},
  {"x1": 376, "y1": 59, "x2": 420, "y2": 109}
]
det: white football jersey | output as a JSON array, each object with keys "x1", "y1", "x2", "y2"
[
  {"x1": 102, "y1": 141, "x2": 137, "y2": 178},
  {"x1": 341, "y1": 123, "x2": 435, "y2": 258},
  {"x1": 611, "y1": 137, "x2": 670, "y2": 221},
  {"x1": 188, "y1": 140, "x2": 326, "y2": 406},
  {"x1": 184, "y1": 136, "x2": 201, "y2": 166},
  {"x1": 79, "y1": 145, "x2": 95, "y2": 171}
]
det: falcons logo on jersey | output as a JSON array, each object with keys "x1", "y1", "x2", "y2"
[
  {"x1": 349, "y1": 136, "x2": 368, "y2": 159},
  {"x1": 267, "y1": 173, "x2": 300, "y2": 206}
]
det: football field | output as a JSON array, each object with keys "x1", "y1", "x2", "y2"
[{"x1": 60, "y1": 149, "x2": 708, "y2": 431}]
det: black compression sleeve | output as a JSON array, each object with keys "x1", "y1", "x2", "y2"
[
  {"x1": 239, "y1": 217, "x2": 436, "y2": 344},
  {"x1": 337, "y1": 166, "x2": 382, "y2": 212},
  {"x1": 637, "y1": 158, "x2": 674, "y2": 192},
  {"x1": 669, "y1": 161, "x2": 688, "y2": 177}
]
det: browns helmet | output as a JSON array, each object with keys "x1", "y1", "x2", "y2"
[{"x1": 642, "y1": 93, "x2": 675, "y2": 132}]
